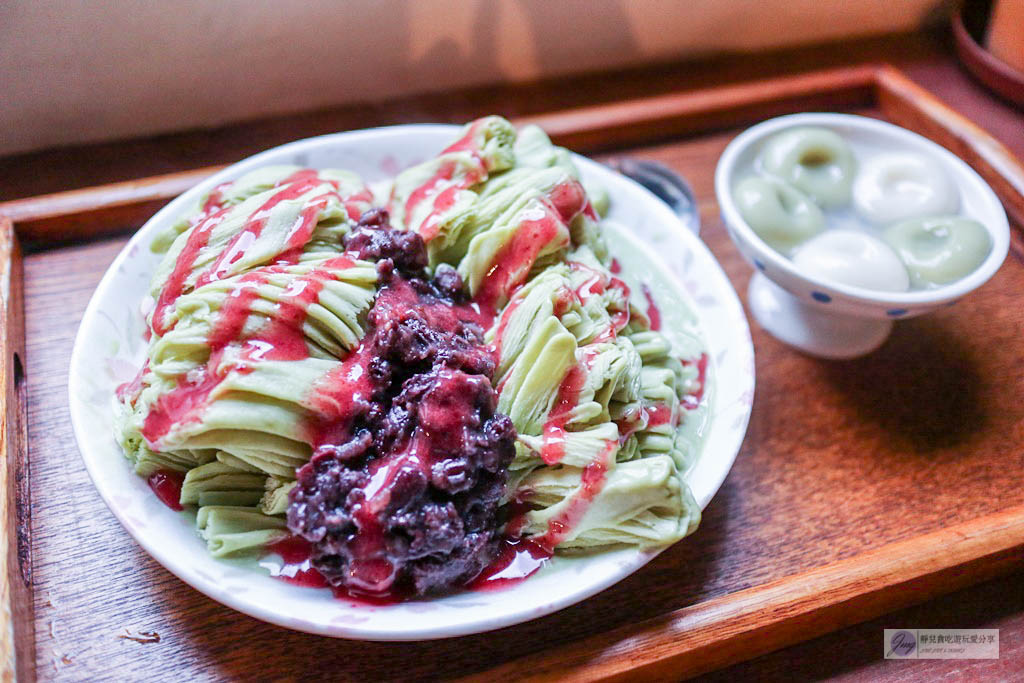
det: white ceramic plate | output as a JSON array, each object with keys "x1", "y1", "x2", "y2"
[{"x1": 69, "y1": 125, "x2": 755, "y2": 640}]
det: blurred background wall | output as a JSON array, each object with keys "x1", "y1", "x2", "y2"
[{"x1": 0, "y1": 0, "x2": 945, "y2": 157}]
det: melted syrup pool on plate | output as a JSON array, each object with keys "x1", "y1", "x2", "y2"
[{"x1": 263, "y1": 535, "x2": 552, "y2": 604}]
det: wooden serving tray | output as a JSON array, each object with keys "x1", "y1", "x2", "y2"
[{"x1": 2, "y1": 64, "x2": 1024, "y2": 681}]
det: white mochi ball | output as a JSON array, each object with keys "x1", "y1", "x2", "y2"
[{"x1": 793, "y1": 229, "x2": 910, "y2": 292}]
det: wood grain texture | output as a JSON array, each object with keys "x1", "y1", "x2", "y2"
[
  {"x1": 518, "y1": 65, "x2": 878, "y2": 152},
  {"x1": 4, "y1": 36, "x2": 1024, "y2": 682},
  {"x1": 465, "y1": 505, "x2": 1024, "y2": 682},
  {"x1": 0, "y1": 219, "x2": 31, "y2": 682},
  {"x1": 17, "y1": 124, "x2": 1024, "y2": 680},
  {"x1": 0, "y1": 65, "x2": 877, "y2": 247},
  {"x1": 6, "y1": 62, "x2": 1023, "y2": 256},
  {"x1": 704, "y1": 568, "x2": 1024, "y2": 681},
  {"x1": 0, "y1": 168, "x2": 222, "y2": 248}
]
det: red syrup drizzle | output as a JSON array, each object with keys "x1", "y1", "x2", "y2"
[
  {"x1": 614, "y1": 399, "x2": 676, "y2": 446},
  {"x1": 264, "y1": 532, "x2": 552, "y2": 599},
  {"x1": 524, "y1": 345, "x2": 620, "y2": 549},
  {"x1": 116, "y1": 359, "x2": 150, "y2": 403},
  {"x1": 264, "y1": 536, "x2": 410, "y2": 604},
  {"x1": 645, "y1": 403, "x2": 673, "y2": 428},
  {"x1": 300, "y1": 274, "x2": 509, "y2": 596},
  {"x1": 511, "y1": 252, "x2": 649, "y2": 547},
  {"x1": 151, "y1": 206, "x2": 231, "y2": 336},
  {"x1": 203, "y1": 182, "x2": 231, "y2": 213},
  {"x1": 466, "y1": 503, "x2": 552, "y2": 592},
  {"x1": 547, "y1": 175, "x2": 599, "y2": 221},
  {"x1": 193, "y1": 172, "x2": 338, "y2": 290},
  {"x1": 303, "y1": 340, "x2": 378, "y2": 448},
  {"x1": 415, "y1": 180, "x2": 477, "y2": 243},
  {"x1": 441, "y1": 119, "x2": 484, "y2": 156},
  {"x1": 405, "y1": 120, "x2": 597, "y2": 251},
  {"x1": 146, "y1": 149, "x2": 652, "y2": 596},
  {"x1": 534, "y1": 439, "x2": 617, "y2": 550},
  {"x1": 401, "y1": 160, "x2": 455, "y2": 241},
  {"x1": 247, "y1": 256, "x2": 355, "y2": 364},
  {"x1": 610, "y1": 258, "x2": 622, "y2": 274},
  {"x1": 302, "y1": 275, "x2": 496, "y2": 449},
  {"x1": 273, "y1": 196, "x2": 335, "y2": 266},
  {"x1": 141, "y1": 169, "x2": 370, "y2": 446},
  {"x1": 468, "y1": 538, "x2": 552, "y2": 591},
  {"x1": 566, "y1": 260, "x2": 631, "y2": 344},
  {"x1": 539, "y1": 355, "x2": 590, "y2": 465},
  {"x1": 265, "y1": 536, "x2": 327, "y2": 588},
  {"x1": 339, "y1": 186, "x2": 375, "y2": 222},
  {"x1": 475, "y1": 197, "x2": 572, "y2": 311},
  {"x1": 399, "y1": 121, "x2": 490, "y2": 243},
  {"x1": 641, "y1": 284, "x2": 662, "y2": 331},
  {"x1": 682, "y1": 352, "x2": 709, "y2": 410},
  {"x1": 487, "y1": 295, "x2": 520, "y2": 362},
  {"x1": 149, "y1": 179, "x2": 265, "y2": 337},
  {"x1": 345, "y1": 368, "x2": 501, "y2": 595},
  {"x1": 141, "y1": 256, "x2": 354, "y2": 448},
  {"x1": 150, "y1": 170, "x2": 369, "y2": 336},
  {"x1": 147, "y1": 470, "x2": 184, "y2": 511}
]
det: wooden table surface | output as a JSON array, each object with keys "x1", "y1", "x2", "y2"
[{"x1": 4, "y1": 29, "x2": 1023, "y2": 680}]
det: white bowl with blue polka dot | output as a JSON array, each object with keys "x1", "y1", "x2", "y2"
[{"x1": 715, "y1": 113, "x2": 1009, "y2": 322}]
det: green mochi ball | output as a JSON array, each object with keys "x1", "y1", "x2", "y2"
[
  {"x1": 883, "y1": 215, "x2": 991, "y2": 288},
  {"x1": 733, "y1": 175, "x2": 825, "y2": 253},
  {"x1": 760, "y1": 127, "x2": 856, "y2": 209}
]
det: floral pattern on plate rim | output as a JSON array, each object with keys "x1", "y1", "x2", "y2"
[{"x1": 68, "y1": 125, "x2": 755, "y2": 641}]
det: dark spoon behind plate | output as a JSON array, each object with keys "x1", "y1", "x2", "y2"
[{"x1": 605, "y1": 158, "x2": 700, "y2": 237}]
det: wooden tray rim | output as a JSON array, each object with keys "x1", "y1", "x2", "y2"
[
  {"x1": 2, "y1": 64, "x2": 1022, "y2": 243},
  {"x1": 3, "y1": 63, "x2": 1024, "y2": 681}
]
